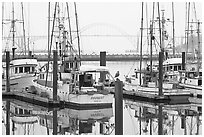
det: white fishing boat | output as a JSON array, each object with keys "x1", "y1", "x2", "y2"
[
  {"x1": 32, "y1": 3, "x2": 114, "y2": 108},
  {"x1": 2, "y1": 57, "x2": 38, "y2": 92},
  {"x1": 2, "y1": 2, "x2": 38, "y2": 92},
  {"x1": 179, "y1": 69, "x2": 202, "y2": 100},
  {"x1": 33, "y1": 64, "x2": 114, "y2": 107}
]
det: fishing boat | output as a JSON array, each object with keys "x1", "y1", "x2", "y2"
[
  {"x1": 2, "y1": 2, "x2": 38, "y2": 92},
  {"x1": 32, "y1": 2, "x2": 114, "y2": 108},
  {"x1": 2, "y1": 56, "x2": 38, "y2": 92},
  {"x1": 178, "y1": 68, "x2": 202, "y2": 101},
  {"x1": 33, "y1": 63, "x2": 114, "y2": 107}
]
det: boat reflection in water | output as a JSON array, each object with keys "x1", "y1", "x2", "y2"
[
  {"x1": 2, "y1": 99, "x2": 114, "y2": 135},
  {"x1": 124, "y1": 99, "x2": 202, "y2": 135},
  {"x1": 2, "y1": 98, "x2": 202, "y2": 135}
]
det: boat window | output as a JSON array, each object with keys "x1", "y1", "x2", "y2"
[
  {"x1": 199, "y1": 72, "x2": 202, "y2": 76},
  {"x1": 70, "y1": 62, "x2": 73, "y2": 68},
  {"x1": 32, "y1": 67, "x2": 35, "y2": 72},
  {"x1": 19, "y1": 67, "x2": 23, "y2": 73},
  {"x1": 15, "y1": 67, "x2": 18, "y2": 73},
  {"x1": 19, "y1": 108, "x2": 23, "y2": 114},
  {"x1": 25, "y1": 66, "x2": 30, "y2": 73},
  {"x1": 65, "y1": 62, "x2": 69, "y2": 68},
  {"x1": 15, "y1": 107, "x2": 18, "y2": 114},
  {"x1": 41, "y1": 119, "x2": 45, "y2": 125},
  {"x1": 24, "y1": 109, "x2": 29, "y2": 114},
  {"x1": 178, "y1": 65, "x2": 181, "y2": 70},
  {"x1": 40, "y1": 74, "x2": 45, "y2": 79},
  {"x1": 174, "y1": 66, "x2": 177, "y2": 71},
  {"x1": 170, "y1": 66, "x2": 173, "y2": 71}
]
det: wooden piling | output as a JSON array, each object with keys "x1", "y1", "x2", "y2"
[
  {"x1": 158, "y1": 52, "x2": 163, "y2": 96},
  {"x1": 100, "y1": 51, "x2": 106, "y2": 82},
  {"x1": 115, "y1": 79, "x2": 123, "y2": 135},
  {"x1": 29, "y1": 51, "x2": 32, "y2": 57},
  {"x1": 158, "y1": 105, "x2": 163, "y2": 135},
  {"x1": 12, "y1": 47, "x2": 16, "y2": 59},
  {"x1": 6, "y1": 51, "x2": 10, "y2": 93},
  {"x1": 182, "y1": 52, "x2": 185, "y2": 70},
  {"x1": 6, "y1": 101, "x2": 10, "y2": 135},
  {"x1": 52, "y1": 109, "x2": 58, "y2": 135},
  {"x1": 53, "y1": 50, "x2": 58, "y2": 101}
]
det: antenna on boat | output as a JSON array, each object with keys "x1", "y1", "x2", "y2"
[{"x1": 74, "y1": 2, "x2": 81, "y2": 65}]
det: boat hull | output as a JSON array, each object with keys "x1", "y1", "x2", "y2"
[
  {"x1": 33, "y1": 81, "x2": 113, "y2": 108},
  {"x1": 2, "y1": 74, "x2": 36, "y2": 92}
]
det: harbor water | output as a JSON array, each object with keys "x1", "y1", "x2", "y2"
[{"x1": 2, "y1": 98, "x2": 202, "y2": 135}]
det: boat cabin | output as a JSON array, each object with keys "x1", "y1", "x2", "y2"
[{"x1": 2, "y1": 58, "x2": 38, "y2": 79}]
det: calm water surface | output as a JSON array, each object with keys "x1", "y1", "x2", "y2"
[{"x1": 2, "y1": 98, "x2": 202, "y2": 135}]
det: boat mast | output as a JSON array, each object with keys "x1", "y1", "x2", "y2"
[
  {"x1": 11, "y1": 2, "x2": 16, "y2": 59},
  {"x1": 161, "y1": 10, "x2": 165, "y2": 52},
  {"x1": 172, "y1": 2, "x2": 175, "y2": 57},
  {"x1": 27, "y1": 3, "x2": 30, "y2": 53},
  {"x1": 48, "y1": 2, "x2": 50, "y2": 60},
  {"x1": 186, "y1": 2, "x2": 190, "y2": 54},
  {"x1": 66, "y1": 2, "x2": 73, "y2": 44},
  {"x1": 139, "y1": 2, "x2": 144, "y2": 86},
  {"x1": 197, "y1": 21, "x2": 201, "y2": 75},
  {"x1": 2, "y1": 2, "x2": 4, "y2": 41},
  {"x1": 74, "y1": 2, "x2": 81, "y2": 65},
  {"x1": 45, "y1": 2, "x2": 57, "y2": 87},
  {"x1": 21, "y1": 2, "x2": 27, "y2": 56},
  {"x1": 150, "y1": 2, "x2": 155, "y2": 77},
  {"x1": 157, "y1": 3, "x2": 162, "y2": 52}
]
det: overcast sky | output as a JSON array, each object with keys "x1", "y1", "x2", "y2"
[{"x1": 1, "y1": 1, "x2": 202, "y2": 54}]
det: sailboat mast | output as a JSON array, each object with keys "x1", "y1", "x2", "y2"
[
  {"x1": 139, "y1": 2, "x2": 144, "y2": 86},
  {"x1": 74, "y1": 2, "x2": 81, "y2": 64},
  {"x1": 21, "y1": 2, "x2": 27, "y2": 56}
]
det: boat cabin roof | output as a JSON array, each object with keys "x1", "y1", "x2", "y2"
[
  {"x1": 163, "y1": 58, "x2": 182, "y2": 65},
  {"x1": 79, "y1": 65, "x2": 110, "y2": 73},
  {"x1": 2, "y1": 58, "x2": 38, "y2": 68}
]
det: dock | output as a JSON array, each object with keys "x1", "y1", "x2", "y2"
[
  {"x1": 2, "y1": 91, "x2": 61, "y2": 108},
  {"x1": 110, "y1": 89, "x2": 192, "y2": 104}
]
